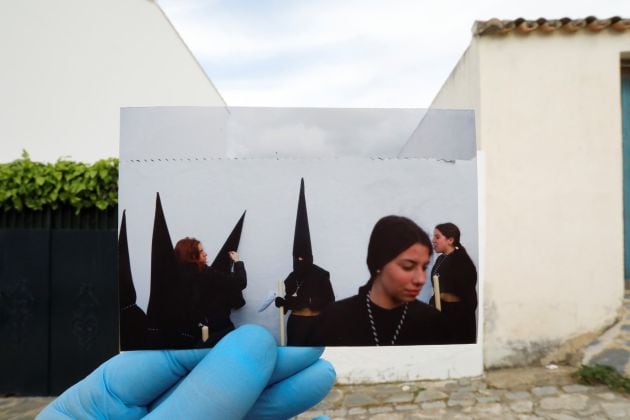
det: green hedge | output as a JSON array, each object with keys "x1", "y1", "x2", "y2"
[{"x1": 0, "y1": 151, "x2": 118, "y2": 213}]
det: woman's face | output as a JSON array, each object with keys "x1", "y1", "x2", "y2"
[
  {"x1": 373, "y1": 243, "x2": 430, "y2": 308},
  {"x1": 432, "y1": 229, "x2": 454, "y2": 254},
  {"x1": 197, "y1": 243, "x2": 208, "y2": 265}
]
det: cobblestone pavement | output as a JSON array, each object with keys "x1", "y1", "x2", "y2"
[
  {"x1": 4, "y1": 292, "x2": 630, "y2": 419},
  {"x1": 3, "y1": 367, "x2": 629, "y2": 419},
  {"x1": 296, "y1": 290, "x2": 630, "y2": 419},
  {"x1": 299, "y1": 366, "x2": 630, "y2": 419},
  {"x1": 0, "y1": 397, "x2": 52, "y2": 420}
]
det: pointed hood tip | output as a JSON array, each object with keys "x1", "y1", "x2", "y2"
[
  {"x1": 211, "y1": 212, "x2": 246, "y2": 271},
  {"x1": 293, "y1": 178, "x2": 312, "y2": 260},
  {"x1": 147, "y1": 192, "x2": 177, "y2": 319},
  {"x1": 120, "y1": 210, "x2": 127, "y2": 231},
  {"x1": 119, "y1": 208, "x2": 136, "y2": 306}
]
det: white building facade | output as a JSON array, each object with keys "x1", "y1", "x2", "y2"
[
  {"x1": 430, "y1": 17, "x2": 630, "y2": 368},
  {"x1": 1, "y1": 0, "x2": 227, "y2": 163}
]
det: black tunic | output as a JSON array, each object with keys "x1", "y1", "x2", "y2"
[
  {"x1": 172, "y1": 261, "x2": 247, "y2": 347},
  {"x1": 429, "y1": 247, "x2": 477, "y2": 344},
  {"x1": 280, "y1": 264, "x2": 335, "y2": 346},
  {"x1": 315, "y1": 294, "x2": 443, "y2": 346},
  {"x1": 197, "y1": 261, "x2": 247, "y2": 329},
  {"x1": 282, "y1": 264, "x2": 334, "y2": 311},
  {"x1": 118, "y1": 211, "x2": 148, "y2": 350}
]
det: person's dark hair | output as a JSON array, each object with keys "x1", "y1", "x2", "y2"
[
  {"x1": 359, "y1": 215, "x2": 432, "y2": 295},
  {"x1": 175, "y1": 237, "x2": 204, "y2": 271},
  {"x1": 435, "y1": 222, "x2": 463, "y2": 248}
]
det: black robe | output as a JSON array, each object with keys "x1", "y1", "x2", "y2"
[
  {"x1": 315, "y1": 294, "x2": 443, "y2": 346},
  {"x1": 194, "y1": 261, "x2": 247, "y2": 346},
  {"x1": 154, "y1": 263, "x2": 199, "y2": 349},
  {"x1": 281, "y1": 264, "x2": 335, "y2": 346},
  {"x1": 118, "y1": 211, "x2": 147, "y2": 350},
  {"x1": 157, "y1": 261, "x2": 247, "y2": 349},
  {"x1": 282, "y1": 264, "x2": 334, "y2": 311},
  {"x1": 429, "y1": 247, "x2": 478, "y2": 344}
]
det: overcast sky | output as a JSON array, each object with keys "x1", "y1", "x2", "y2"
[{"x1": 157, "y1": 0, "x2": 627, "y2": 108}]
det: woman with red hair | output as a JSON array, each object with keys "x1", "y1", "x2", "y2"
[{"x1": 174, "y1": 237, "x2": 246, "y2": 347}]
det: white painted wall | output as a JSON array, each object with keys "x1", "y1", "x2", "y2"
[
  {"x1": 0, "y1": 0, "x2": 226, "y2": 163},
  {"x1": 430, "y1": 42, "x2": 481, "y2": 148},
  {"x1": 431, "y1": 30, "x2": 630, "y2": 367},
  {"x1": 119, "y1": 158, "x2": 478, "y2": 325}
]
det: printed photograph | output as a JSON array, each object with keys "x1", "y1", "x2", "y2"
[{"x1": 118, "y1": 106, "x2": 478, "y2": 349}]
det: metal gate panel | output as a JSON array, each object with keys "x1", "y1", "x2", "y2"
[
  {"x1": 48, "y1": 230, "x2": 118, "y2": 395},
  {"x1": 622, "y1": 75, "x2": 630, "y2": 286},
  {"x1": 0, "y1": 230, "x2": 51, "y2": 395}
]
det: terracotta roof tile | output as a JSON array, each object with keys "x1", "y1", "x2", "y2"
[{"x1": 473, "y1": 17, "x2": 630, "y2": 36}]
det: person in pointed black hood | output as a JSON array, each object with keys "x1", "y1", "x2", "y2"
[
  {"x1": 118, "y1": 210, "x2": 148, "y2": 350},
  {"x1": 314, "y1": 215, "x2": 443, "y2": 346},
  {"x1": 275, "y1": 179, "x2": 335, "y2": 346},
  {"x1": 430, "y1": 222, "x2": 477, "y2": 344},
  {"x1": 146, "y1": 193, "x2": 195, "y2": 349},
  {"x1": 209, "y1": 211, "x2": 247, "y2": 311}
]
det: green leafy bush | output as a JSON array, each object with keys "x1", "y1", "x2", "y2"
[{"x1": 0, "y1": 151, "x2": 118, "y2": 213}]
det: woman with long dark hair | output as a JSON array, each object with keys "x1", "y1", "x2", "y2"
[
  {"x1": 315, "y1": 215, "x2": 442, "y2": 346},
  {"x1": 430, "y1": 223, "x2": 477, "y2": 344},
  {"x1": 174, "y1": 237, "x2": 247, "y2": 347}
]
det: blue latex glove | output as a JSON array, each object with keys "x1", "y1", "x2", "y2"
[{"x1": 38, "y1": 324, "x2": 335, "y2": 419}]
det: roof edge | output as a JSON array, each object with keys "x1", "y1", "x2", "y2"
[{"x1": 473, "y1": 17, "x2": 630, "y2": 37}]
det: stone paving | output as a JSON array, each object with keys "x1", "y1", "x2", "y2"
[
  {"x1": 296, "y1": 290, "x2": 630, "y2": 419},
  {"x1": 3, "y1": 292, "x2": 630, "y2": 419},
  {"x1": 299, "y1": 366, "x2": 630, "y2": 419},
  {"x1": 0, "y1": 397, "x2": 52, "y2": 420},
  {"x1": 3, "y1": 368, "x2": 630, "y2": 419}
]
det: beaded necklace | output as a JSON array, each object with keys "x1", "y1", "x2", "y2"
[{"x1": 365, "y1": 292, "x2": 408, "y2": 346}]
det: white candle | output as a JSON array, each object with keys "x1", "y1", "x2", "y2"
[
  {"x1": 278, "y1": 279, "x2": 286, "y2": 346},
  {"x1": 201, "y1": 325, "x2": 209, "y2": 342},
  {"x1": 433, "y1": 274, "x2": 442, "y2": 311}
]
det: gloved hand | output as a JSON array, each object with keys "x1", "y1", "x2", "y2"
[
  {"x1": 38, "y1": 324, "x2": 335, "y2": 419},
  {"x1": 274, "y1": 297, "x2": 285, "y2": 308}
]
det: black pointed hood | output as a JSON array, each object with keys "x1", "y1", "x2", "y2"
[
  {"x1": 211, "y1": 211, "x2": 246, "y2": 272},
  {"x1": 146, "y1": 193, "x2": 178, "y2": 323},
  {"x1": 293, "y1": 178, "x2": 313, "y2": 267},
  {"x1": 118, "y1": 210, "x2": 136, "y2": 307},
  {"x1": 119, "y1": 210, "x2": 149, "y2": 350}
]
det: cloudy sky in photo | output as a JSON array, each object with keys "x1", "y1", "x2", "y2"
[{"x1": 157, "y1": 0, "x2": 627, "y2": 108}]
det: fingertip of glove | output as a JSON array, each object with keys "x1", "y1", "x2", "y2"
[
  {"x1": 231, "y1": 324, "x2": 277, "y2": 349},
  {"x1": 318, "y1": 359, "x2": 337, "y2": 384}
]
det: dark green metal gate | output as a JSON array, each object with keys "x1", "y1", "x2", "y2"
[
  {"x1": 0, "y1": 207, "x2": 119, "y2": 396},
  {"x1": 622, "y1": 63, "x2": 630, "y2": 289}
]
